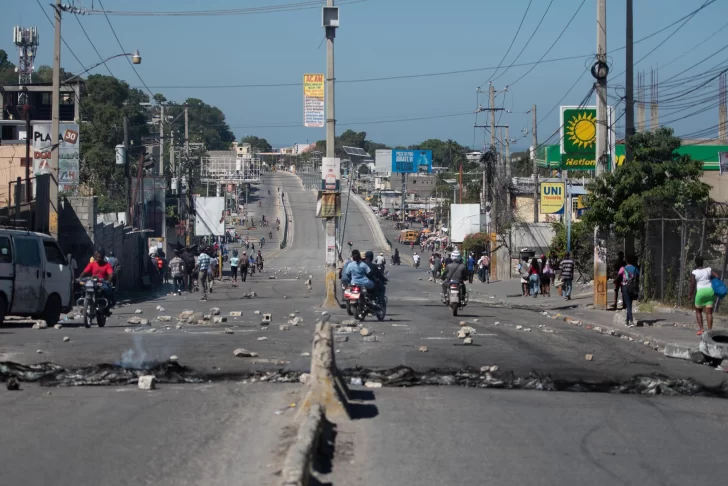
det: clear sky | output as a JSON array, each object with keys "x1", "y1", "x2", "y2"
[{"x1": 3, "y1": 0, "x2": 727, "y2": 151}]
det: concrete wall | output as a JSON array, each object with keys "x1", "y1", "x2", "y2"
[
  {"x1": 490, "y1": 223, "x2": 556, "y2": 282},
  {"x1": 0, "y1": 144, "x2": 28, "y2": 206},
  {"x1": 701, "y1": 171, "x2": 728, "y2": 203},
  {"x1": 59, "y1": 196, "x2": 97, "y2": 276}
]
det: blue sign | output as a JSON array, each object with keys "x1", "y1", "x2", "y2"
[{"x1": 391, "y1": 150, "x2": 432, "y2": 174}]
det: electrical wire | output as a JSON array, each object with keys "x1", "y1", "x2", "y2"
[
  {"x1": 84, "y1": 0, "x2": 368, "y2": 17},
  {"x1": 478, "y1": 0, "x2": 533, "y2": 89},
  {"x1": 97, "y1": 0, "x2": 155, "y2": 99},
  {"x1": 73, "y1": 13, "x2": 114, "y2": 77},
  {"x1": 35, "y1": 0, "x2": 88, "y2": 71}
]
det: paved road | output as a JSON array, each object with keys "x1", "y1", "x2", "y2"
[{"x1": 2, "y1": 170, "x2": 728, "y2": 485}]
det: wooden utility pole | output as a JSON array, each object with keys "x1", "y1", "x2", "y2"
[
  {"x1": 624, "y1": 0, "x2": 634, "y2": 167},
  {"x1": 531, "y1": 105, "x2": 538, "y2": 222},
  {"x1": 594, "y1": 0, "x2": 609, "y2": 310}
]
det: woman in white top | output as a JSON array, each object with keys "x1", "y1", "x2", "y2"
[{"x1": 689, "y1": 255, "x2": 719, "y2": 336}]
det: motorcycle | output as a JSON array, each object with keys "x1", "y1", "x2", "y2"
[
  {"x1": 414, "y1": 258, "x2": 421, "y2": 269},
  {"x1": 442, "y1": 280, "x2": 468, "y2": 316},
  {"x1": 344, "y1": 283, "x2": 387, "y2": 321},
  {"x1": 76, "y1": 278, "x2": 110, "y2": 328},
  {"x1": 391, "y1": 254, "x2": 401, "y2": 266},
  {"x1": 376, "y1": 262, "x2": 386, "y2": 273}
]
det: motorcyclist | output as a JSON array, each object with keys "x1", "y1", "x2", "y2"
[
  {"x1": 413, "y1": 251, "x2": 421, "y2": 268},
  {"x1": 374, "y1": 252, "x2": 386, "y2": 269},
  {"x1": 441, "y1": 250, "x2": 467, "y2": 301},
  {"x1": 392, "y1": 248, "x2": 400, "y2": 264},
  {"x1": 80, "y1": 248, "x2": 115, "y2": 314},
  {"x1": 256, "y1": 251, "x2": 264, "y2": 270},
  {"x1": 364, "y1": 251, "x2": 388, "y2": 302},
  {"x1": 342, "y1": 249, "x2": 374, "y2": 291},
  {"x1": 260, "y1": 236, "x2": 265, "y2": 248},
  {"x1": 248, "y1": 254, "x2": 256, "y2": 274}
]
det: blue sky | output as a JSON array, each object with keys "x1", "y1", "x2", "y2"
[{"x1": 3, "y1": 0, "x2": 727, "y2": 151}]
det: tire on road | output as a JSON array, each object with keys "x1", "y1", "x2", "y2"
[
  {"x1": 42, "y1": 294, "x2": 62, "y2": 327},
  {"x1": 699, "y1": 330, "x2": 728, "y2": 360}
]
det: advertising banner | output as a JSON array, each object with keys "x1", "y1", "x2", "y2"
[
  {"x1": 375, "y1": 149, "x2": 392, "y2": 174},
  {"x1": 321, "y1": 157, "x2": 340, "y2": 191},
  {"x1": 720, "y1": 152, "x2": 728, "y2": 175},
  {"x1": 303, "y1": 73, "x2": 325, "y2": 128},
  {"x1": 32, "y1": 122, "x2": 80, "y2": 193},
  {"x1": 559, "y1": 106, "x2": 614, "y2": 170},
  {"x1": 540, "y1": 182, "x2": 565, "y2": 214},
  {"x1": 391, "y1": 149, "x2": 433, "y2": 174},
  {"x1": 316, "y1": 191, "x2": 341, "y2": 218},
  {"x1": 194, "y1": 196, "x2": 226, "y2": 236},
  {"x1": 450, "y1": 203, "x2": 482, "y2": 243}
]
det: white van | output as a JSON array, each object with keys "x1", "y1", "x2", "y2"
[{"x1": 0, "y1": 229, "x2": 74, "y2": 326}]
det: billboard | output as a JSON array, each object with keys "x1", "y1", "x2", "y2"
[
  {"x1": 375, "y1": 149, "x2": 392, "y2": 174},
  {"x1": 303, "y1": 73, "x2": 324, "y2": 128},
  {"x1": 321, "y1": 157, "x2": 340, "y2": 191},
  {"x1": 32, "y1": 122, "x2": 80, "y2": 194},
  {"x1": 540, "y1": 182, "x2": 565, "y2": 214},
  {"x1": 316, "y1": 191, "x2": 341, "y2": 218},
  {"x1": 392, "y1": 149, "x2": 432, "y2": 173},
  {"x1": 194, "y1": 197, "x2": 226, "y2": 236},
  {"x1": 559, "y1": 106, "x2": 614, "y2": 170},
  {"x1": 450, "y1": 204, "x2": 482, "y2": 243}
]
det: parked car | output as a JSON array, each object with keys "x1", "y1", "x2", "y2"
[{"x1": 0, "y1": 229, "x2": 74, "y2": 326}]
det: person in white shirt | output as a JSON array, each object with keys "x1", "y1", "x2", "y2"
[{"x1": 689, "y1": 255, "x2": 719, "y2": 336}]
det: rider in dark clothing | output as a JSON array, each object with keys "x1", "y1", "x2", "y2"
[
  {"x1": 364, "y1": 251, "x2": 388, "y2": 300},
  {"x1": 441, "y1": 251, "x2": 468, "y2": 298}
]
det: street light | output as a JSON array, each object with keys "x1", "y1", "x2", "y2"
[{"x1": 63, "y1": 51, "x2": 142, "y2": 83}]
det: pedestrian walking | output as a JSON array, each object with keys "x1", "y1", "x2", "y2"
[
  {"x1": 689, "y1": 255, "x2": 718, "y2": 335},
  {"x1": 541, "y1": 259, "x2": 553, "y2": 297},
  {"x1": 239, "y1": 251, "x2": 249, "y2": 282},
  {"x1": 183, "y1": 249, "x2": 196, "y2": 292},
  {"x1": 618, "y1": 255, "x2": 640, "y2": 327},
  {"x1": 197, "y1": 249, "x2": 212, "y2": 301},
  {"x1": 432, "y1": 253, "x2": 442, "y2": 280},
  {"x1": 230, "y1": 250, "x2": 240, "y2": 283},
  {"x1": 518, "y1": 257, "x2": 529, "y2": 296},
  {"x1": 169, "y1": 250, "x2": 185, "y2": 296},
  {"x1": 613, "y1": 251, "x2": 625, "y2": 310},
  {"x1": 528, "y1": 258, "x2": 541, "y2": 298},
  {"x1": 548, "y1": 251, "x2": 559, "y2": 288},
  {"x1": 560, "y1": 251, "x2": 575, "y2": 301},
  {"x1": 467, "y1": 253, "x2": 476, "y2": 284}
]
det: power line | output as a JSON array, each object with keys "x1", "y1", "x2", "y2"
[
  {"x1": 84, "y1": 0, "x2": 369, "y2": 17},
  {"x1": 478, "y1": 0, "x2": 533, "y2": 88},
  {"x1": 97, "y1": 0, "x2": 155, "y2": 99},
  {"x1": 73, "y1": 14, "x2": 115, "y2": 77},
  {"x1": 35, "y1": 0, "x2": 88, "y2": 71}
]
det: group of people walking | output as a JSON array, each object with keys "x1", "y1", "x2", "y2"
[{"x1": 518, "y1": 252, "x2": 575, "y2": 301}]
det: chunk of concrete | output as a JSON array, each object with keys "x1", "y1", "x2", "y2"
[
  {"x1": 360, "y1": 328, "x2": 372, "y2": 337},
  {"x1": 178, "y1": 310, "x2": 194, "y2": 320},
  {"x1": 362, "y1": 335, "x2": 379, "y2": 342},
  {"x1": 54, "y1": 324, "x2": 62, "y2": 330},
  {"x1": 418, "y1": 346, "x2": 428, "y2": 352},
  {"x1": 157, "y1": 316, "x2": 172, "y2": 322},
  {"x1": 210, "y1": 307, "x2": 221, "y2": 316},
  {"x1": 187, "y1": 312, "x2": 204, "y2": 324},
  {"x1": 135, "y1": 309, "x2": 143, "y2": 314},
  {"x1": 664, "y1": 343, "x2": 705, "y2": 363},
  {"x1": 213, "y1": 316, "x2": 227, "y2": 324},
  {"x1": 229, "y1": 311, "x2": 242, "y2": 317},
  {"x1": 279, "y1": 324, "x2": 290, "y2": 331},
  {"x1": 138, "y1": 375, "x2": 156, "y2": 390},
  {"x1": 262, "y1": 313, "x2": 272, "y2": 323},
  {"x1": 32, "y1": 320, "x2": 48, "y2": 330},
  {"x1": 63, "y1": 336, "x2": 70, "y2": 342},
  {"x1": 233, "y1": 348, "x2": 258, "y2": 358},
  {"x1": 334, "y1": 336, "x2": 349, "y2": 343}
]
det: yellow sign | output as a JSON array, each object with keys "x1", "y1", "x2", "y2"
[
  {"x1": 303, "y1": 73, "x2": 324, "y2": 97},
  {"x1": 540, "y1": 182, "x2": 565, "y2": 214},
  {"x1": 49, "y1": 212, "x2": 58, "y2": 236},
  {"x1": 303, "y1": 73, "x2": 325, "y2": 128}
]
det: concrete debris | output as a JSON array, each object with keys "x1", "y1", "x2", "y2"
[
  {"x1": 473, "y1": 319, "x2": 479, "y2": 323},
  {"x1": 124, "y1": 328, "x2": 133, "y2": 333},
  {"x1": 350, "y1": 377, "x2": 363, "y2": 386},
  {"x1": 301, "y1": 352, "x2": 311, "y2": 357},
  {"x1": 494, "y1": 321, "x2": 500, "y2": 325},
  {"x1": 210, "y1": 307, "x2": 221, "y2": 316},
  {"x1": 643, "y1": 341, "x2": 651, "y2": 346},
  {"x1": 138, "y1": 375, "x2": 156, "y2": 390},
  {"x1": 365, "y1": 381, "x2": 382, "y2": 389},
  {"x1": 36, "y1": 350, "x2": 43, "y2": 354},
  {"x1": 463, "y1": 337, "x2": 473, "y2": 345},
  {"x1": 289, "y1": 313, "x2": 296, "y2": 318},
  {"x1": 250, "y1": 292, "x2": 257, "y2": 297},
  {"x1": 224, "y1": 328, "x2": 234, "y2": 334},
  {"x1": 336, "y1": 326, "x2": 358, "y2": 334},
  {"x1": 32, "y1": 320, "x2": 48, "y2": 330},
  {"x1": 156, "y1": 305, "x2": 165, "y2": 312},
  {"x1": 418, "y1": 277, "x2": 423, "y2": 280},
  {"x1": 176, "y1": 324, "x2": 183, "y2": 330},
  {"x1": 63, "y1": 336, "x2": 70, "y2": 342},
  {"x1": 148, "y1": 328, "x2": 157, "y2": 333},
  {"x1": 187, "y1": 312, "x2": 204, "y2": 324},
  {"x1": 342, "y1": 319, "x2": 357, "y2": 326},
  {"x1": 54, "y1": 324, "x2": 62, "y2": 330},
  {"x1": 6, "y1": 378, "x2": 20, "y2": 391},
  {"x1": 542, "y1": 311, "x2": 548, "y2": 316},
  {"x1": 457, "y1": 329, "x2": 468, "y2": 339},
  {"x1": 213, "y1": 316, "x2": 227, "y2": 324},
  {"x1": 178, "y1": 310, "x2": 195, "y2": 320},
  {"x1": 585, "y1": 354, "x2": 594, "y2": 361},
  {"x1": 299, "y1": 373, "x2": 310, "y2": 384},
  {"x1": 459, "y1": 321, "x2": 467, "y2": 326},
  {"x1": 258, "y1": 337, "x2": 268, "y2": 341},
  {"x1": 516, "y1": 325, "x2": 523, "y2": 330},
  {"x1": 203, "y1": 314, "x2": 211, "y2": 321},
  {"x1": 719, "y1": 359, "x2": 728, "y2": 372},
  {"x1": 169, "y1": 355, "x2": 178, "y2": 362},
  {"x1": 489, "y1": 365, "x2": 499, "y2": 372},
  {"x1": 269, "y1": 276, "x2": 277, "y2": 279},
  {"x1": 283, "y1": 296, "x2": 288, "y2": 299},
  {"x1": 543, "y1": 329, "x2": 554, "y2": 333},
  {"x1": 523, "y1": 328, "x2": 532, "y2": 332},
  {"x1": 362, "y1": 335, "x2": 379, "y2": 342},
  {"x1": 428, "y1": 277, "x2": 434, "y2": 282},
  {"x1": 229, "y1": 311, "x2": 242, "y2": 317},
  {"x1": 335, "y1": 336, "x2": 349, "y2": 343},
  {"x1": 288, "y1": 317, "x2": 303, "y2": 326},
  {"x1": 418, "y1": 346, "x2": 428, "y2": 353},
  {"x1": 157, "y1": 316, "x2": 172, "y2": 322},
  {"x1": 262, "y1": 313, "x2": 272, "y2": 323},
  {"x1": 254, "y1": 310, "x2": 261, "y2": 315},
  {"x1": 233, "y1": 348, "x2": 258, "y2": 358},
  {"x1": 360, "y1": 328, "x2": 372, "y2": 336},
  {"x1": 279, "y1": 325, "x2": 290, "y2": 331},
  {"x1": 135, "y1": 309, "x2": 143, "y2": 314}
]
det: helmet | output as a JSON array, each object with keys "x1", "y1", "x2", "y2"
[
  {"x1": 451, "y1": 250, "x2": 461, "y2": 261},
  {"x1": 379, "y1": 252, "x2": 384, "y2": 256},
  {"x1": 414, "y1": 251, "x2": 418, "y2": 255},
  {"x1": 364, "y1": 251, "x2": 374, "y2": 261}
]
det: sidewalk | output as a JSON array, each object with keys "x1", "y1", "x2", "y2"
[{"x1": 471, "y1": 278, "x2": 726, "y2": 362}]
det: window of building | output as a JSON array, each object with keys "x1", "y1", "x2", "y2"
[{"x1": 41, "y1": 92, "x2": 51, "y2": 105}]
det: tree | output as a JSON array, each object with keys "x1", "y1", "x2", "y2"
[
  {"x1": 410, "y1": 139, "x2": 468, "y2": 169},
  {"x1": 161, "y1": 98, "x2": 234, "y2": 151},
  {"x1": 511, "y1": 152, "x2": 532, "y2": 177},
  {"x1": 34, "y1": 65, "x2": 76, "y2": 83},
  {"x1": 242, "y1": 135, "x2": 273, "y2": 153},
  {"x1": 0, "y1": 49, "x2": 17, "y2": 85}
]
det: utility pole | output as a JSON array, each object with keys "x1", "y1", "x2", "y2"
[
  {"x1": 624, "y1": 0, "x2": 634, "y2": 166},
  {"x1": 24, "y1": 99, "x2": 32, "y2": 203},
  {"x1": 594, "y1": 0, "x2": 609, "y2": 310},
  {"x1": 505, "y1": 125, "x2": 511, "y2": 215},
  {"x1": 531, "y1": 105, "x2": 538, "y2": 222},
  {"x1": 184, "y1": 104, "x2": 190, "y2": 246},
  {"x1": 323, "y1": 0, "x2": 338, "y2": 308},
  {"x1": 124, "y1": 116, "x2": 130, "y2": 225},
  {"x1": 49, "y1": 0, "x2": 62, "y2": 238},
  {"x1": 159, "y1": 104, "x2": 164, "y2": 176}
]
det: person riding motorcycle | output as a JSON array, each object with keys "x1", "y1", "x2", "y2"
[
  {"x1": 374, "y1": 252, "x2": 386, "y2": 270},
  {"x1": 342, "y1": 249, "x2": 374, "y2": 291},
  {"x1": 392, "y1": 248, "x2": 400, "y2": 265},
  {"x1": 441, "y1": 250, "x2": 467, "y2": 301},
  {"x1": 364, "y1": 251, "x2": 388, "y2": 302},
  {"x1": 79, "y1": 248, "x2": 115, "y2": 315},
  {"x1": 413, "y1": 251, "x2": 421, "y2": 268}
]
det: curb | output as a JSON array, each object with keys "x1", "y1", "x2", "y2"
[
  {"x1": 279, "y1": 318, "x2": 351, "y2": 485},
  {"x1": 346, "y1": 190, "x2": 389, "y2": 251}
]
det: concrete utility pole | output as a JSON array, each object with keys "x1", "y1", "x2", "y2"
[
  {"x1": 489, "y1": 84, "x2": 496, "y2": 150},
  {"x1": 184, "y1": 104, "x2": 190, "y2": 246},
  {"x1": 505, "y1": 125, "x2": 511, "y2": 215},
  {"x1": 49, "y1": 0, "x2": 62, "y2": 238},
  {"x1": 594, "y1": 0, "x2": 609, "y2": 310},
  {"x1": 159, "y1": 104, "x2": 164, "y2": 176},
  {"x1": 323, "y1": 0, "x2": 338, "y2": 308},
  {"x1": 124, "y1": 116, "x2": 130, "y2": 225},
  {"x1": 624, "y1": 0, "x2": 634, "y2": 166},
  {"x1": 531, "y1": 105, "x2": 538, "y2": 223}
]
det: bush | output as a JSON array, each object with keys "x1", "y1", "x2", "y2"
[{"x1": 462, "y1": 232, "x2": 490, "y2": 256}]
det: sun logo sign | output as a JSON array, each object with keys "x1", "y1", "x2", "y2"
[{"x1": 566, "y1": 111, "x2": 596, "y2": 149}]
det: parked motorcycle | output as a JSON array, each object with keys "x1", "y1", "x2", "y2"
[
  {"x1": 441, "y1": 280, "x2": 468, "y2": 316},
  {"x1": 344, "y1": 284, "x2": 387, "y2": 321},
  {"x1": 76, "y1": 278, "x2": 110, "y2": 328}
]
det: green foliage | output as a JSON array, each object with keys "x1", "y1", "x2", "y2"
[
  {"x1": 164, "y1": 98, "x2": 235, "y2": 150},
  {"x1": 583, "y1": 128, "x2": 710, "y2": 236},
  {"x1": 34, "y1": 65, "x2": 76, "y2": 83},
  {"x1": 242, "y1": 135, "x2": 273, "y2": 153},
  {"x1": 462, "y1": 232, "x2": 490, "y2": 256},
  {"x1": 0, "y1": 49, "x2": 16, "y2": 85},
  {"x1": 549, "y1": 220, "x2": 594, "y2": 279},
  {"x1": 511, "y1": 153, "x2": 532, "y2": 177},
  {"x1": 409, "y1": 139, "x2": 470, "y2": 170}
]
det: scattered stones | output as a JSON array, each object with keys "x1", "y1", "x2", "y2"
[
  {"x1": 457, "y1": 329, "x2": 468, "y2": 339},
  {"x1": 336, "y1": 326, "x2": 358, "y2": 334},
  {"x1": 148, "y1": 328, "x2": 157, "y2": 333},
  {"x1": 522, "y1": 328, "x2": 532, "y2": 332},
  {"x1": 54, "y1": 324, "x2": 62, "y2": 330},
  {"x1": 418, "y1": 346, "x2": 428, "y2": 353},
  {"x1": 258, "y1": 336, "x2": 268, "y2": 341},
  {"x1": 138, "y1": 376, "x2": 156, "y2": 390},
  {"x1": 233, "y1": 348, "x2": 258, "y2": 358},
  {"x1": 459, "y1": 321, "x2": 467, "y2": 326},
  {"x1": 362, "y1": 335, "x2": 379, "y2": 342},
  {"x1": 342, "y1": 319, "x2": 357, "y2": 326},
  {"x1": 365, "y1": 381, "x2": 382, "y2": 389},
  {"x1": 301, "y1": 352, "x2": 311, "y2": 357},
  {"x1": 283, "y1": 296, "x2": 288, "y2": 299},
  {"x1": 229, "y1": 311, "x2": 242, "y2": 317},
  {"x1": 176, "y1": 324, "x2": 183, "y2": 330},
  {"x1": 135, "y1": 309, "x2": 143, "y2": 314},
  {"x1": 463, "y1": 337, "x2": 473, "y2": 345},
  {"x1": 299, "y1": 373, "x2": 310, "y2": 384},
  {"x1": 350, "y1": 377, "x2": 363, "y2": 386},
  {"x1": 157, "y1": 316, "x2": 172, "y2": 322},
  {"x1": 289, "y1": 313, "x2": 296, "y2": 318},
  {"x1": 250, "y1": 291, "x2": 257, "y2": 297},
  {"x1": 36, "y1": 350, "x2": 43, "y2": 354},
  {"x1": 63, "y1": 336, "x2": 70, "y2": 342},
  {"x1": 124, "y1": 328, "x2": 134, "y2": 333},
  {"x1": 32, "y1": 320, "x2": 48, "y2": 330},
  {"x1": 203, "y1": 314, "x2": 212, "y2": 321},
  {"x1": 585, "y1": 354, "x2": 594, "y2": 361},
  {"x1": 210, "y1": 307, "x2": 221, "y2": 316},
  {"x1": 334, "y1": 336, "x2": 349, "y2": 343},
  {"x1": 489, "y1": 365, "x2": 499, "y2": 372},
  {"x1": 156, "y1": 305, "x2": 165, "y2": 312},
  {"x1": 169, "y1": 355, "x2": 178, "y2": 362},
  {"x1": 516, "y1": 325, "x2": 523, "y2": 330},
  {"x1": 139, "y1": 319, "x2": 150, "y2": 326},
  {"x1": 178, "y1": 310, "x2": 194, "y2": 320},
  {"x1": 269, "y1": 276, "x2": 277, "y2": 279},
  {"x1": 288, "y1": 317, "x2": 303, "y2": 326},
  {"x1": 187, "y1": 312, "x2": 204, "y2": 324},
  {"x1": 254, "y1": 310, "x2": 261, "y2": 315},
  {"x1": 6, "y1": 378, "x2": 20, "y2": 391},
  {"x1": 542, "y1": 311, "x2": 548, "y2": 316},
  {"x1": 213, "y1": 316, "x2": 228, "y2": 324},
  {"x1": 360, "y1": 328, "x2": 372, "y2": 336},
  {"x1": 279, "y1": 324, "x2": 290, "y2": 331}
]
